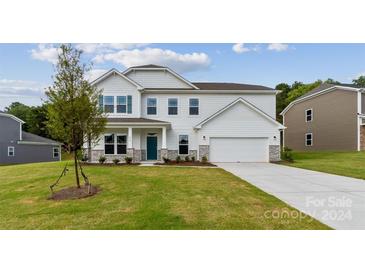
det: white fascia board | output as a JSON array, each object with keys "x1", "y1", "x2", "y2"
[
  {"x1": 142, "y1": 89, "x2": 276, "y2": 94},
  {"x1": 123, "y1": 67, "x2": 199, "y2": 90},
  {"x1": 194, "y1": 97, "x2": 285, "y2": 130},
  {"x1": 18, "y1": 141, "x2": 60, "y2": 146},
  {"x1": 90, "y1": 68, "x2": 144, "y2": 90},
  {"x1": 281, "y1": 86, "x2": 362, "y2": 116},
  {"x1": 0, "y1": 112, "x2": 25, "y2": 124}
]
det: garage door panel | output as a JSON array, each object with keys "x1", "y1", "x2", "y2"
[{"x1": 210, "y1": 137, "x2": 268, "y2": 162}]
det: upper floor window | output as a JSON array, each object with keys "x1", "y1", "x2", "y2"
[
  {"x1": 147, "y1": 98, "x2": 157, "y2": 115},
  {"x1": 117, "y1": 96, "x2": 127, "y2": 113},
  {"x1": 189, "y1": 98, "x2": 199, "y2": 115},
  {"x1": 178, "y1": 135, "x2": 189, "y2": 155},
  {"x1": 53, "y1": 147, "x2": 59, "y2": 158},
  {"x1": 168, "y1": 98, "x2": 178, "y2": 115},
  {"x1": 305, "y1": 109, "x2": 313, "y2": 122},
  {"x1": 8, "y1": 146, "x2": 14, "y2": 157},
  {"x1": 104, "y1": 96, "x2": 114, "y2": 113},
  {"x1": 305, "y1": 133, "x2": 313, "y2": 146}
]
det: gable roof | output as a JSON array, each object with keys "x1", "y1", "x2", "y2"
[
  {"x1": 123, "y1": 64, "x2": 199, "y2": 90},
  {"x1": 0, "y1": 112, "x2": 25, "y2": 124},
  {"x1": 193, "y1": 82, "x2": 273, "y2": 91},
  {"x1": 194, "y1": 97, "x2": 285, "y2": 129},
  {"x1": 90, "y1": 68, "x2": 144, "y2": 90},
  {"x1": 280, "y1": 83, "x2": 363, "y2": 115}
]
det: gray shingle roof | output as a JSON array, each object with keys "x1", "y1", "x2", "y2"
[
  {"x1": 22, "y1": 131, "x2": 60, "y2": 144},
  {"x1": 192, "y1": 82, "x2": 273, "y2": 91}
]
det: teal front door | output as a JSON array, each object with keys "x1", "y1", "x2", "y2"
[{"x1": 147, "y1": 136, "x2": 158, "y2": 160}]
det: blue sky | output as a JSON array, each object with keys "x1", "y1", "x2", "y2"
[{"x1": 1, "y1": 43, "x2": 365, "y2": 110}]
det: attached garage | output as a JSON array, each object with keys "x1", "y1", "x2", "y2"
[{"x1": 209, "y1": 137, "x2": 269, "y2": 162}]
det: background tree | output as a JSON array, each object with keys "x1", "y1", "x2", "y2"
[
  {"x1": 275, "y1": 83, "x2": 291, "y2": 122},
  {"x1": 5, "y1": 102, "x2": 32, "y2": 131},
  {"x1": 352, "y1": 75, "x2": 365, "y2": 87},
  {"x1": 46, "y1": 44, "x2": 106, "y2": 188}
]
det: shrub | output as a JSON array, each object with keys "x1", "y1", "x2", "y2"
[
  {"x1": 175, "y1": 156, "x2": 181, "y2": 163},
  {"x1": 81, "y1": 154, "x2": 88, "y2": 163},
  {"x1": 191, "y1": 156, "x2": 195, "y2": 162},
  {"x1": 184, "y1": 156, "x2": 191, "y2": 162},
  {"x1": 201, "y1": 156, "x2": 208, "y2": 164},
  {"x1": 282, "y1": 147, "x2": 294, "y2": 162},
  {"x1": 98, "y1": 156, "x2": 106, "y2": 164},
  {"x1": 163, "y1": 157, "x2": 170, "y2": 163},
  {"x1": 124, "y1": 156, "x2": 133, "y2": 164},
  {"x1": 112, "y1": 158, "x2": 120, "y2": 165}
]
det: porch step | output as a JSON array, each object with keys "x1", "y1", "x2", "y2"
[{"x1": 139, "y1": 161, "x2": 158, "y2": 167}]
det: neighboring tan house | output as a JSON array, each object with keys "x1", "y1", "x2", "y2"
[
  {"x1": 86, "y1": 64, "x2": 284, "y2": 163},
  {"x1": 280, "y1": 83, "x2": 365, "y2": 151},
  {"x1": 0, "y1": 111, "x2": 61, "y2": 164}
]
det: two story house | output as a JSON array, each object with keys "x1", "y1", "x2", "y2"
[
  {"x1": 0, "y1": 111, "x2": 61, "y2": 164},
  {"x1": 87, "y1": 64, "x2": 284, "y2": 163},
  {"x1": 280, "y1": 83, "x2": 365, "y2": 151}
]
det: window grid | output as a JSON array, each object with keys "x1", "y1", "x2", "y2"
[
  {"x1": 168, "y1": 98, "x2": 178, "y2": 115},
  {"x1": 189, "y1": 98, "x2": 199, "y2": 115},
  {"x1": 178, "y1": 135, "x2": 189, "y2": 155},
  {"x1": 147, "y1": 98, "x2": 157, "y2": 115},
  {"x1": 305, "y1": 133, "x2": 313, "y2": 146}
]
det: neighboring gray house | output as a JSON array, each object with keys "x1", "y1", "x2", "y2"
[
  {"x1": 281, "y1": 83, "x2": 365, "y2": 151},
  {"x1": 0, "y1": 111, "x2": 61, "y2": 164}
]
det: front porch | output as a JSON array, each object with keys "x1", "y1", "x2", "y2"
[{"x1": 88, "y1": 118, "x2": 171, "y2": 163}]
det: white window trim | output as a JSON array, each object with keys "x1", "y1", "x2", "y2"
[
  {"x1": 305, "y1": 108, "x2": 313, "y2": 122},
  {"x1": 305, "y1": 133, "x2": 313, "y2": 146},
  {"x1": 189, "y1": 98, "x2": 200, "y2": 116},
  {"x1": 103, "y1": 95, "x2": 133, "y2": 115},
  {"x1": 147, "y1": 97, "x2": 158, "y2": 116},
  {"x1": 53, "y1": 147, "x2": 60, "y2": 158},
  {"x1": 168, "y1": 98, "x2": 178, "y2": 116},
  {"x1": 116, "y1": 134, "x2": 127, "y2": 155},
  {"x1": 8, "y1": 146, "x2": 15, "y2": 157},
  {"x1": 178, "y1": 134, "x2": 189, "y2": 155}
]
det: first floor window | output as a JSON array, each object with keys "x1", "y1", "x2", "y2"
[
  {"x1": 147, "y1": 98, "x2": 157, "y2": 115},
  {"x1": 104, "y1": 96, "x2": 114, "y2": 113},
  {"x1": 104, "y1": 134, "x2": 115, "y2": 154},
  {"x1": 117, "y1": 135, "x2": 127, "y2": 154},
  {"x1": 168, "y1": 98, "x2": 178, "y2": 115},
  {"x1": 305, "y1": 109, "x2": 313, "y2": 122},
  {"x1": 305, "y1": 133, "x2": 313, "y2": 146},
  {"x1": 189, "y1": 98, "x2": 199, "y2": 115},
  {"x1": 8, "y1": 146, "x2": 14, "y2": 157},
  {"x1": 179, "y1": 135, "x2": 189, "y2": 155},
  {"x1": 53, "y1": 147, "x2": 60, "y2": 158}
]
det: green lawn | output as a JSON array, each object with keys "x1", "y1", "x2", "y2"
[
  {"x1": 0, "y1": 161, "x2": 328, "y2": 229},
  {"x1": 282, "y1": 151, "x2": 365, "y2": 180}
]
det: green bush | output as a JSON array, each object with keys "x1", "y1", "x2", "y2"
[
  {"x1": 98, "y1": 156, "x2": 106, "y2": 164},
  {"x1": 201, "y1": 156, "x2": 208, "y2": 164},
  {"x1": 175, "y1": 156, "x2": 181, "y2": 163},
  {"x1": 124, "y1": 157, "x2": 133, "y2": 164},
  {"x1": 112, "y1": 158, "x2": 120, "y2": 165},
  {"x1": 163, "y1": 157, "x2": 170, "y2": 163},
  {"x1": 184, "y1": 156, "x2": 191, "y2": 162},
  {"x1": 282, "y1": 147, "x2": 294, "y2": 162},
  {"x1": 191, "y1": 156, "x2": 195, "y2": 162}
]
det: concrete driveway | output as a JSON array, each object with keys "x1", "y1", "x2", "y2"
[{"x1": 216, "y1": 163, "x2": 365, "y2": 229}]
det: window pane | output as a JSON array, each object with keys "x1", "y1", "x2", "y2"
[
  {"x1": 179, "y1": 145, "x2": 189, "y2": 155},
  {"x1": 117, "y1": 135, "x2": 127, "y2": 144},
  {"x1": 105, "y1": 145, "x2": 114, "y2": 154},
  {"x1": 179, "y1": 135, "x2": 189, "y2": 144},
  {"x1": 168, "y1": 98, "x2": 178, "y2": 107},
  {"x1": 117, "y1": 96, "x2": 126, "y2": 105},
  {"x1": 104, "y1": 96, "x2": 114, "y2": 105},
  {"x1": 189, "y1": 107, "x2": 199, "y2": 115},
  {"x1": 168, "y1": 107, "x2": 177, "y2": 115},
  {"x1": 147, "y1": 98, "x2": 157, "y2": 107},
  {"x1": 117, "y1": 105, "x2": 127, "y2": 113},
  {"x1": 104, "y1": 134, "x2": 114, "y2": 144},
  {"x1": 189, "y1": 98, "x2": 199, "y2": 107},
  {"x1": 147, "y1": 107, "x2": 157, "y2": 115},
  {"x1": 117, "y1": 145, "x2": 127, "y2": 154}
]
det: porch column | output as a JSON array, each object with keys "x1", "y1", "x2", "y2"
[
  {"x1": 161, "y1": 126, "x2": 168, "y2": 160},
  {"x1": 127, "y1": 127, "x2": 134, "y2": 161}
]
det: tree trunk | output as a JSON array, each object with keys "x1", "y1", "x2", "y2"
[{"x1": 74, "y1": 149, "x2": 81, "y2": 188}]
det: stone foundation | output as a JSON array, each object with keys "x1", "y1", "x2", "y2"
[
  {"x1": 361, "y1": 126, "x2": 365, "y2": 151},
  {"x1": 167, "y1": 150, "x2": 178, "y2": 160},
  {"x1": 160, "y1": 149, "x2": 168, "y2": 160},
  {"x1": 189, "y1": 150, "x2": 198, "y2": 160},
  {"x1": 269, "y1": 145, "x2": 281, "y2": 162},
  {"x1": 199, "y1": 145, "x2": 209, "y2": 161},
  {"x1": 91, "y1": 150, "x2": 104, "y2": 162},
  {"x1": 134, "y1": 149, "x2": 141, "y2": 162}
]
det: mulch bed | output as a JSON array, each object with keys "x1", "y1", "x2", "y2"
[
  {"x1": 49, "y1": 184, "x2": 100, "y2": 200},
  {"x1": 155, "y1": 161, "x2": 216, "y2": 167},
  {"x1": 81, "y1": 163, "x2": 140, "y2": 167}
]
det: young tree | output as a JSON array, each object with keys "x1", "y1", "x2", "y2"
[
  {"x1": 46, "y1": 44, "x2": 106, "y2": 188},
  {"x1": 352, "y1": 75, "x2": 365, "y2": 87}
]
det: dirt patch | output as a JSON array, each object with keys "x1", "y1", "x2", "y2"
[
  {"x1": 49, "y1": 185, "x2": 100, "y2": 201},
  {"x1": 155, "y1": 161, "x2": 216, "y2": 167}
]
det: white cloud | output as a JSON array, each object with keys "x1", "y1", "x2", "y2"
[
  {"x1": 85, "y1": 69, "x2": 108, "y2": 81},
  {"x1": 232, "y1": 43, "x2": 251, "y2": 54},
  {"x1": 75, "y1": 43, "x2": 149, "y2": 54},
  {"x1": 30, "y1": 44, "x2": 61, "y2": 64},
  {"x1": 267, "y1": 43, "x2": 289, "y2": 52},
  {"x1": 93, "y1": 47, "x2": 211, "y2": 74}
]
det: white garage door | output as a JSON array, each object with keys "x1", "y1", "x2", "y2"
[{"x1": 210, "y1": 137, "x2": 269, "y2": 162}]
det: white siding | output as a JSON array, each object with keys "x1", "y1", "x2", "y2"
[
  {"x1": 96, "y1": 74, "x2": 141, "y2": 117},
  {"x1": 126, "y1": 70, "x2": 192, "y2": 89}
]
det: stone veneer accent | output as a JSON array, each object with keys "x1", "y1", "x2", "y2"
[
  {"x1": 91, "y1": 149, "x2": 104, "y2": 163},
  {"x1": 199, "y1": 145, "x2": 209, "y2": 161},
  {"x1": 160, "y1": 149, "x2": 168, "y2": 160},
  {"x1": 189, "y1": 150, "x2": 197, "y2": 160},
  {"x1": 134, "y1": 149, "x2": 141, "y2": 162},
  {"x1": 127, "y1": 148, "x2": 134, "y2": 162},
  {"x1": 269, "y1": 145, "x2": 281, "y2": 162},
  {"x1": 360, "y1": 125, "x2": 365, "y2": 151},
  {"x1": 167, "y1": 150, "x2": 178, "y2": 160}
]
